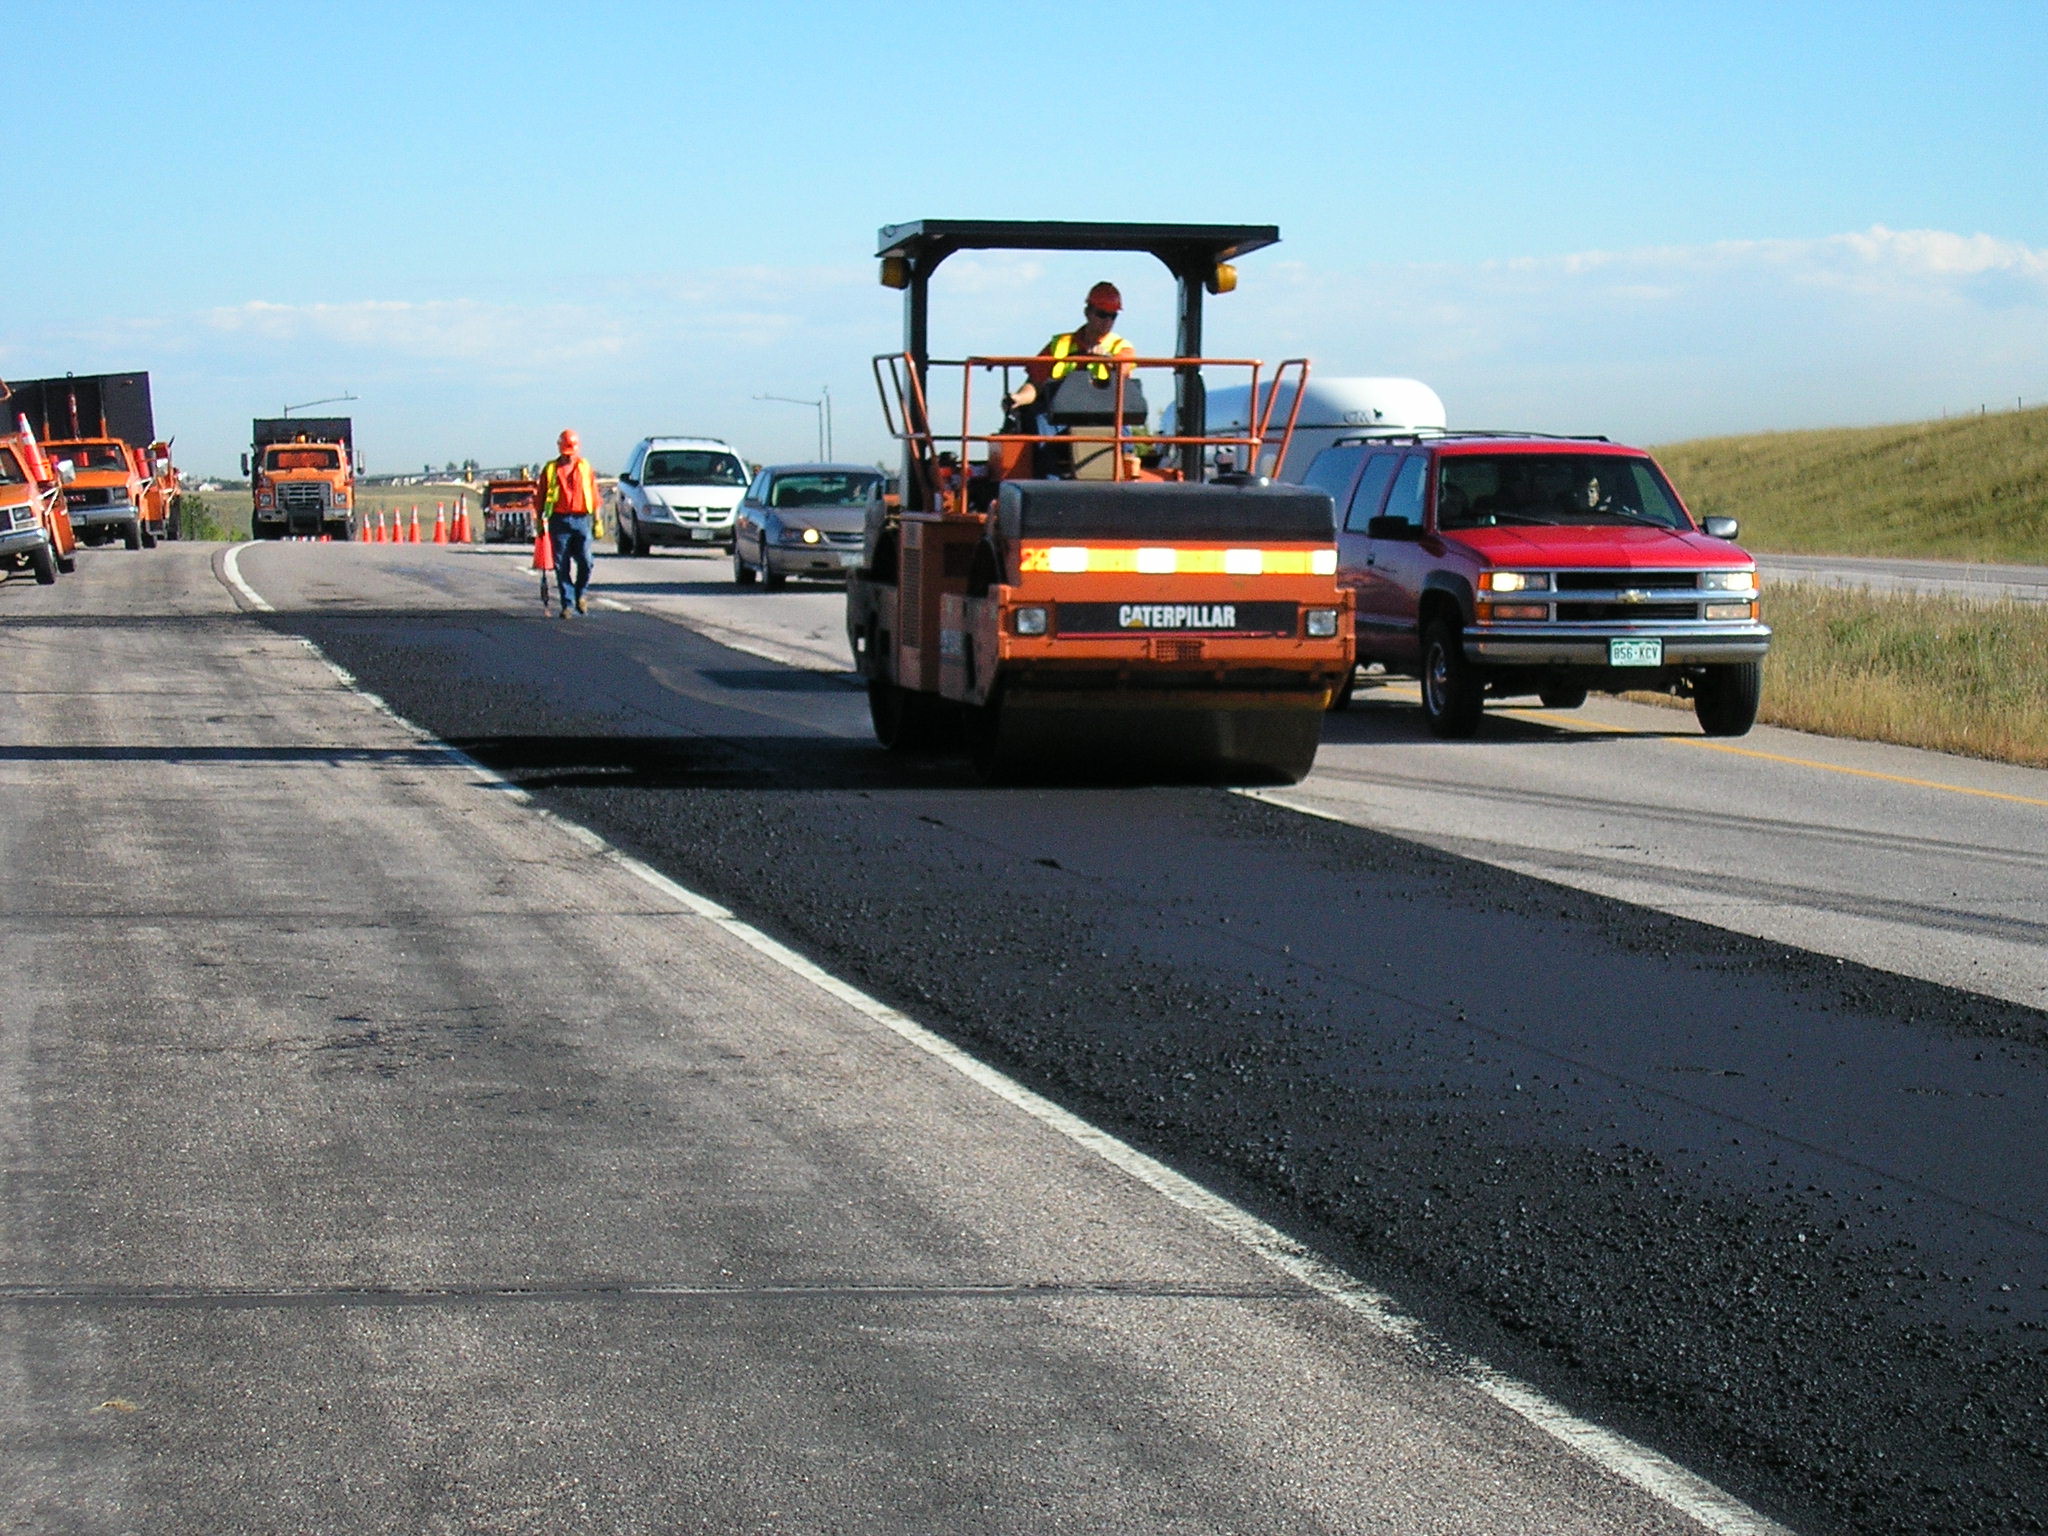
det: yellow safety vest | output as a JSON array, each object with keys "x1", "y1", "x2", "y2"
[{"x1": 1047, "y1": 329, "x2": 1133, "y2": 382}]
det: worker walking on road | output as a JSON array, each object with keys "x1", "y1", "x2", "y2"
[{"x1": 540, "y1": 429, "x2": 598, "y2": 617}]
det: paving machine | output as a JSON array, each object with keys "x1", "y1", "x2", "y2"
[{"x1": 847, "y1": 220, "x2": 1351, "y2": 782}]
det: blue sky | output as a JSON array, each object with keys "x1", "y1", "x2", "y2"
[{"x1": 10, "y1": 0, "x2": 2046, "y2": 474}]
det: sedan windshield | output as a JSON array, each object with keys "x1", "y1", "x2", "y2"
[
  {"x1": 644, "y1": 450, "x2": 747, "y2": 487},
  {"x1": 52, "y1": 442, "x2": 129, "y2": 473},
  {"x1": 1438, "y1": 454, "x2": 1690, "y2": 531},
  {"x1": 768, "y1": 472, "x2": 879, "y2": 509}
]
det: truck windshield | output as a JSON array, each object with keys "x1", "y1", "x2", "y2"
[
  {"x1": 0, "y1": 448, "x2": 25, "y2": 485},
  {"x1": 51, "y1": 442, "x2": 129, "y2": 473},
  {"x1": 643, "y1": 450, "x2": 746, "y2": 487},
  {"x1": 768, "y1": 472, "x2": 879, "y2": 508},
  {"x1": 266, "y1": 447, "x2": 340, "y2": 471},
  {"x1": 489, "y1": 488, "x2": 534, "y2": 506},
  {"x1": 1437, "y1": 454, "x2": 1690, "y2": 531}
]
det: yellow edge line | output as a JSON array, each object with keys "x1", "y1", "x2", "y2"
[{"x1": 1499, "y1": 697, "x2": 2048, "y2": 809}]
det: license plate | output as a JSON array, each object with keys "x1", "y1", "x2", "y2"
[
  {"x1": 1609, "y1": 638, "x2": 1664, "y2": 667},
  {"x1": 691, "y1": 529, "x2": 714, "y2": 541}
]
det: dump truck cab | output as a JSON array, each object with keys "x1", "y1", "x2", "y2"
[
  {"x1": 847, "y1": 220, "x2": 1352, "y2": 782},
  {"x1": 246, "y1": 418, "x2": 357, "y2": 540},
  {"x1": 483, "y1": 477, "x2": 540, "y2": 543},
  {"x1": 41, "y1": 437, "x2": 150, "y2": 548}
]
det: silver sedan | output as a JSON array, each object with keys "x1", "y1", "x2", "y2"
[{"x1": 732, "y1": 464, "x2": 879, "y2": 588}]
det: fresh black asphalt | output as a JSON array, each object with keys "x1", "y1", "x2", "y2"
[{"x1": 285, "y1": 588, "x2": 2048, "y2": 1536}]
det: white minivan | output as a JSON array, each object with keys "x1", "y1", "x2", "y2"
[{"x1": 610, "y1": 436, "x2": 751, "y2": 556}]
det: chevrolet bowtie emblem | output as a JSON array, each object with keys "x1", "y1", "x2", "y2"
[{"x1": 1619, "y1": 589, "x2": 1650, "y2": 603}]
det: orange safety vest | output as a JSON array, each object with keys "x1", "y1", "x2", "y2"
[
  {"x1": 1046, "y1": 329, "x2": 1133, "y2": 382},
  {"x1": 540, "y1": 455, "x2": 598, "y2": 517}
]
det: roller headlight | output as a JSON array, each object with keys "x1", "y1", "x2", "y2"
[
  {"x1": 1013, "y1": 606, "x2": 1049, "y2": 636},
  {"x1": 1305, "y1": 607, "x2": 1340, "y2": 638}
]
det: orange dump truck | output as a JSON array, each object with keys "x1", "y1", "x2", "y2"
[
  {"x1": 7, "y1": 372, "x2": 162, "y2": 550},
  {"x1": 847, "y1": 220, "x2": 1351, "y2": 782},
  {"x1": 482, "y1": 476, "x2": 539, "y2": 543},
  {"x1": 0, "y1": 418, "x2": 79, "y2": 584},
  {"x1": 244, "y1": 417, "x2": 357, "y2": 540}
]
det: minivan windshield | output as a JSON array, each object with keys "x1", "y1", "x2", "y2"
[
  {"x1": 1437, "y1": 453, "x2": 1690, "y2": 531},
  {"x1": 768, "y1": 471, "x2": 879, "y2": 509},
  {"x1": 644, "y1": 450, "x2": 747, "y2": 487}
]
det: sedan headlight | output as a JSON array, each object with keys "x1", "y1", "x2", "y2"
[
  {"x1": 1481, "y1": 570, "x2": 1551, "y2": 592},
  {"x1": 1304, "y1": 607, "x2": 1340, "y2": 638},
  {"x1": 801, "y1": 527, "x2": 822, "y2": 545},
  {"x1": 1013, "y1": 605, "x2": 1049, "y2": 636},
  {"x1": 1700, "y1": 569, "x2": 1755, "y2": 591}
]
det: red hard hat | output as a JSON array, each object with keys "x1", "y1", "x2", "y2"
[
  {"x1": 1086, "y1": 281, "x2": 1122, "y2": 314},
  {"x1": 557, "y1": 429, "x2": 580, "y2": 452}
]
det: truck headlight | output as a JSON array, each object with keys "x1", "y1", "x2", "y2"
[
  {"x1": 108, "y1": 487, "x2": 129, "y2": 504},
  {"x1": 1014, "y1": 606, "x2": 1049, "y2": 636},
  {"x1": 1305, "y1": 607, "x2": 1339, "y2": 638},
  {"x1": 1700, "y1": 569, "x2": 1754, "y2": 591},
  {"x1": 1481, "y1": 570, "x2": 1551, "y2": 592},
  {"x1": 257, "y1": 491, "x2": 273, "y2": 507}
]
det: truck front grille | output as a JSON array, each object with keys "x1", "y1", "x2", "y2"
[
  {"x1": 278, "y1": 482, "x2": 328, "y2": 513},
  {"x1": 1556, "y1": 601, "x2": 1699, "y2": 622},
  {"x1": 1556, "y1": 570, "x2": 1697, "y2": 591},
  {"x1": 65, "y1": 487, "x2": 111, "y2": 507}
]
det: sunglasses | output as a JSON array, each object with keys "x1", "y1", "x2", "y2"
[{"x1": 1086, "y1": 306, "x2": 1118, "y2": 321}]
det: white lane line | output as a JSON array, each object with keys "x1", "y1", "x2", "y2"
[
  {"x1": 220, "y1": 543, "x2": 273, "y2": 612},
  {"x1": 594, "y1": 597, "x2": 633, "y2": 612},
  {"x1": 222, "y1": 556, "x2": 1792, "y2": 1536}
]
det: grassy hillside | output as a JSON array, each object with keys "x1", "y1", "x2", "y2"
[{"x1": 1657, "y1": 407, "x2": 2048, "y2": 562}]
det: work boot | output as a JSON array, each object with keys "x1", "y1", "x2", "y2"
[
  {"x1": 557, "y1": 604, "x2": 569, "y2": 620},
  {"x1": 575, "y1": 595, "x2": 588, "y2": 614}
]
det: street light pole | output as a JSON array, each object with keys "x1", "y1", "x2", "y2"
[
  {"x1": 283, "y1": 392, "x2": 359, "y2": 417},
  {"x1": 755, "y1": 388, "x2": 832, "y2": 460}
]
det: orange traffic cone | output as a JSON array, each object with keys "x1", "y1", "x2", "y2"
[
  {"x1": 407, "y1": 508, "x2": 421, "y2": 543},
  {"x1": 431, "y1": 504, "x2": 448, "y2": 544},
  {"x1": 319, "y1": 533, "x2": 331, "y2": 543},
  {"x1": 531, "y1": 527, "x2": 555, "y2": 571},
  {"x1": 453, "y1": 502, "x2": 471, "y2": 544}
]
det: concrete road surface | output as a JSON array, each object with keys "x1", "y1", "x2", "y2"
[
  {"x1": 1, "y1": 548, "x2": 1749, "y2": 1533},
  {"x1": 1758, "y1": 552, "x2": 2048, "y2": 603},
  {"x1": 170, "y1": 539, "x2": 2048, "y2": 1536}
]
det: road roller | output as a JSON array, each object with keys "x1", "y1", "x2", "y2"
[{"x1": 846, "y1": 219, "x2": 1353, "y2": 783}]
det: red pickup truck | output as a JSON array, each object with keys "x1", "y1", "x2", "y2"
[{"x1": 1301, "y1": 433, "x2": 1769, "y2": 737}]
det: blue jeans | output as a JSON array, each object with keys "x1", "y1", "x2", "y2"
[{"x1": 550, "y1": 515, "x2": 593, "y2": 606}]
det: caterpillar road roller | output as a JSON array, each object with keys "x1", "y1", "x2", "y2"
[{"x1": 846, "y1": 220, "x2": 1352, "y2": 782}]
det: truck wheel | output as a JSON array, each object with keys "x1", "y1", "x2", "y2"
[
  {"x1": 1327, "y1": 667, "x2": 1358, "y2": 712},
  {"x1": 733, "y1": 548, "x2": 756, "y2": 586},
  {"x1": 1539, "y1": 683, "x2": 1588, "y2": 710},
  {"x1": 1420, "y1": 619, "x2": 1484, "y2": 738},
  {"x1": 56, "y1": 547, "x2": 76, "y2": 574},
  {"x1": 1694, "y1": 661, "x2": 1762, "y2": 736},
  {"x1": 30, "y1": 543, "x2": 57, "y2": 584},
  {"x1": 123, "y1": 519, "x2": 143, "y2": 550}
]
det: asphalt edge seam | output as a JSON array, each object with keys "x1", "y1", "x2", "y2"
[{"x1": 217, "y1": 543, "x2": 1794, "y2": 1536}]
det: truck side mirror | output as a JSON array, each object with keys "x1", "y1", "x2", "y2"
[
  {"x1": 1702, "y1": 516, "x2": 1739, "y2": 540},
  {"x1": 240, "y1": 453, "x2": 251, "y2": 476},
  {"x1": 56, "y1": 459, "x2": 76, "y2": 484}
]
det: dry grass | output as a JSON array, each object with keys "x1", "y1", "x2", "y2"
[
  {"x1": 190, "y1": 483, "x2": 480, "y2": 541},
  {"x1": 1657, "y1": 406, "x2": 2048, "y2": 561},
  {"x1": 1635, "y1": 583, "x2": 2048, "y2": 767}
]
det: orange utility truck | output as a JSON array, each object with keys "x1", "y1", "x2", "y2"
[
  {"x1": 0, "y1": 417, "x2": 79, "y2": 584},
  {"x1": 848, "y1": 220, "x2": 1350, "y2": 782},
  {"x1": 7, "y1": 372, "x2": 161, "y2": 550},
  {"x1": 482, "y1": 476, "x2": 540, "y2": 543},
  {"x1": 244, "y1": 417, "x2": 357, "y2": 540}
]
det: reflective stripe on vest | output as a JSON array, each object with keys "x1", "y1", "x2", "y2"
[{"x1": 1048, "y1": 330, "x2": 1131, "y2": 382}]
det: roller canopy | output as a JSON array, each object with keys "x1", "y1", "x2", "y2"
[
  {"x1": 877, "y1": 220, "x2": 1279, "y2": 268},
  {"x1": 995, "y1": 480, "x2": 1335, "y2": 545}
]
